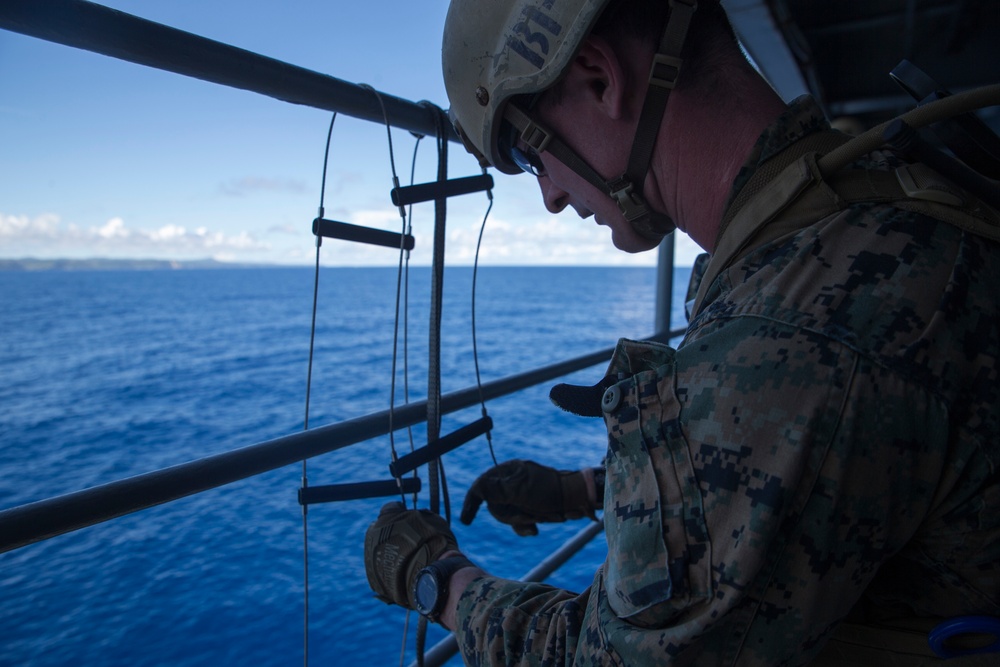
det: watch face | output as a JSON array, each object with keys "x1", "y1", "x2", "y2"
[{"x1": 414, "y1": 570, "x2": 440, "y2": 615}]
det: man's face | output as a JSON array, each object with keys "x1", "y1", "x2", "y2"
[
  {"x1": 518, "y1": 96, "x2": 662, "y2": 254},
  {"x1": 533, "y1": 154, "x2": 660, "y2": 253}
]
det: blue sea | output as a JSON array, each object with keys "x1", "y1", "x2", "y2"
[{"x1": 0, "y1": 265, "x2": 690, "y2": 666}]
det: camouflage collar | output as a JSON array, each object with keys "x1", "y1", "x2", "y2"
[
  {"x1": 690, "y1": 99, "x2": 850, "y2": 320},
  {"x1": 721, "y1": 96, "x2": 830, "y2": 217}
]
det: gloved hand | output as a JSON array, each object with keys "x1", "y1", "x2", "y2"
[
  {"x1": 460, "y1": 459, "x2": 596, "y2": 536},
  {"x1": 364, "y1": 501, "x2": 458, "y2": 609}
]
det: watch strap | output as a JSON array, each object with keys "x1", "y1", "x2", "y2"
[
  {"x1": 592, "y1": 466, "x2": 606, "y2": 508},
  {"x1": 415, "y1": 555, "x2": 475, "y2": 621}
]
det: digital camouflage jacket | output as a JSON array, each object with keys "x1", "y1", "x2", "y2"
[{"x1": 454, "y1": 97, "x2": 1000, "y2": 666}]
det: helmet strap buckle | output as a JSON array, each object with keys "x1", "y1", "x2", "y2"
[
  {"x1": 521, "y1": 122, "x2": 552, "y2": 153},
  {"x1": 649, "y1": 54, "x2": 683, "y2": 89},
  {"x1": 609, "y1": 178, "x2": 650, "y2": 223},
  {"x1": 505, "y1": 102, "x2": 553, "y2": 153}
]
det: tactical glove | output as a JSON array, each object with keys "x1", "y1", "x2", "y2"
[
  {"x1": 364, "y1": 501, "x2": 459, "y2": 609},
  {"x1": 460, "y1": 459, "x2": 596, "y2": 536}
]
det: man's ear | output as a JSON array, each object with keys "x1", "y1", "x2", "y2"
[{"x1": 567, "y1": 34, "x2": 628, "y2": 120}]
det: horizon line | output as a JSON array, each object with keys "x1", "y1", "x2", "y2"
[{"x1": 0, "y1": 256, "x2": 694, "y2": 270}]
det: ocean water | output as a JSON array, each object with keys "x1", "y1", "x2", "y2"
[{"x1": 0, "y1": 265, "x2": 690, "y2": 666}]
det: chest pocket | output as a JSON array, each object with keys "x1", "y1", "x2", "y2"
[{"x1": 602, "y1": 360, "x2": 713, "y2": 628}]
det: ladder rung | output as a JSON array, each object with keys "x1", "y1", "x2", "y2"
[
  {"x1": 388, "y1": 416, "x2": 493, "y2": 478},
  {"x1": 312, "y1": 217, "x2": 415, "y2": 251},
  {"x1": 298, "y1": 476, "x2": 421, "y2": 505},
  {"x1": 390, "y1": 174, "x2": 494, "y2": 207}
]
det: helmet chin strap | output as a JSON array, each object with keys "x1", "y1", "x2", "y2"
[{"x1": 505, "y1": 0, "x2": 698, "y2": 244}]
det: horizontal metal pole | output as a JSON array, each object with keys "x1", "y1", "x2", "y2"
[
  {"x1": 412, "y1": 520, "x2": 606, "y2": 667},
  {"x1": 0, "y1": 0, "x2": 457, "y2": 141},
  {"x1": 519, "y1": 520, "x2": 605, "y2": 583},
  {"x1": 0, "y1": 338, "x2": 666, "y2": 554}
]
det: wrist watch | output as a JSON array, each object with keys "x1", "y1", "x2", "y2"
[{"x1": 413, "y1": 555, "x2": 473, "y2": 621}]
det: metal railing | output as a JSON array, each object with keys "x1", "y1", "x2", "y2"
[
  {"x1": 0, "y1": 0, "x2": 454, "y2": 141},
  {"x1": 0, "y1": 340, "x2": 686, "y2": 554}
]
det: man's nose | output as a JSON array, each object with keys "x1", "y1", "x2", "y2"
[{"x1": 538, "y1": 176, "x2": 569, "y2": 214}]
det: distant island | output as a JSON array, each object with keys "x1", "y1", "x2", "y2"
[{"x1": 0, "y1": 258, "x2": 273, "y2": 271}]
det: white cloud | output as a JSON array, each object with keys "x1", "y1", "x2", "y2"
[
  {"x1": 328, "y1": 170, "x2": 365, "y2": 196},
  {"x1": 353, "y1": 208, "x2": 405, "y2": 229},
  {"x1": 303, "y1": 205, "x2": 706, "y2": 267},
  {"x1": 0, "y1": 213, "x2": 62, "y2": 239},
  {"x1": 0, "y1": 209, "x2": 703, "y2": 267},
  {"x1": 267, "y1": 223, "x2": 301, "y2": 236},
  {"x1": 0, "y1": 212, "x2": 269, "y2": 259},
  {"x1": 97, "y1": 217, "x2": 128, "y2": 239},
  {"x1": 446, "y1": 214, "x2": 659, "y2": 266}
]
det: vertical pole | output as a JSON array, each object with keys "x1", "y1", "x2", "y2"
[{"x1": 654, "y1": 232, "x2": 676, "y2": 336}]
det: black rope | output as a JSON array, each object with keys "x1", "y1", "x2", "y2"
[
  {"x1": 425, "y1": 102, "x2": 448, "y2": 519},
  {"x1": 416, "y1": 101, "x2": 450, "y2": 667},
  {"x1": 305, "y1": 97, "x2": 486, "y2": 667},
  {"x1": 301, "y1": 110, "x2": 338, "y2": 667},
  {"x1": 298, "y1": 95, "x2": 500, "y2": 667},
  {"x1": 470, "y1": 166, "x2": 499, "y2": 466},
  {"x1": 361, "y1": 83, "x2": 411, "y2": 504},
  {"x1": 405, "y1": 137, "x2": 423, "y2": 508},
  {"x1": 362, "y1": 85, "x2": 432, "y2": 667}
]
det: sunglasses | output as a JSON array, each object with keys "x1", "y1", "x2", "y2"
[
  {"x1": 500, "y1": 97, "x2": 548, "y2": 177},
  {"x1": 510, "y1": 143, "x2": 547, "y2": 177}
]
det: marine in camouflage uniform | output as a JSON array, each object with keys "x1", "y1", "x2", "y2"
[{"x1": 453, "y1": 96, "x2": 1000, "y2": 665}]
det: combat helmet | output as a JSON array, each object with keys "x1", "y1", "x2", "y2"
[{"x1": 442, "y1": 0, "x2": 699, "y2": 241}]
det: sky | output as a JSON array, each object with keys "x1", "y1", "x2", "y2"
[{"x1": 0, "y1": 0, "x2": 705, "y2": 267}]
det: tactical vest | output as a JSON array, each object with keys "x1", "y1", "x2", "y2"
[
  {"x1": 686, "y1": 89, "x2": 1000, "y2": 665},
  {"x1": 691, "y1": 87, "x2": 1000, "y2": 321}
]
